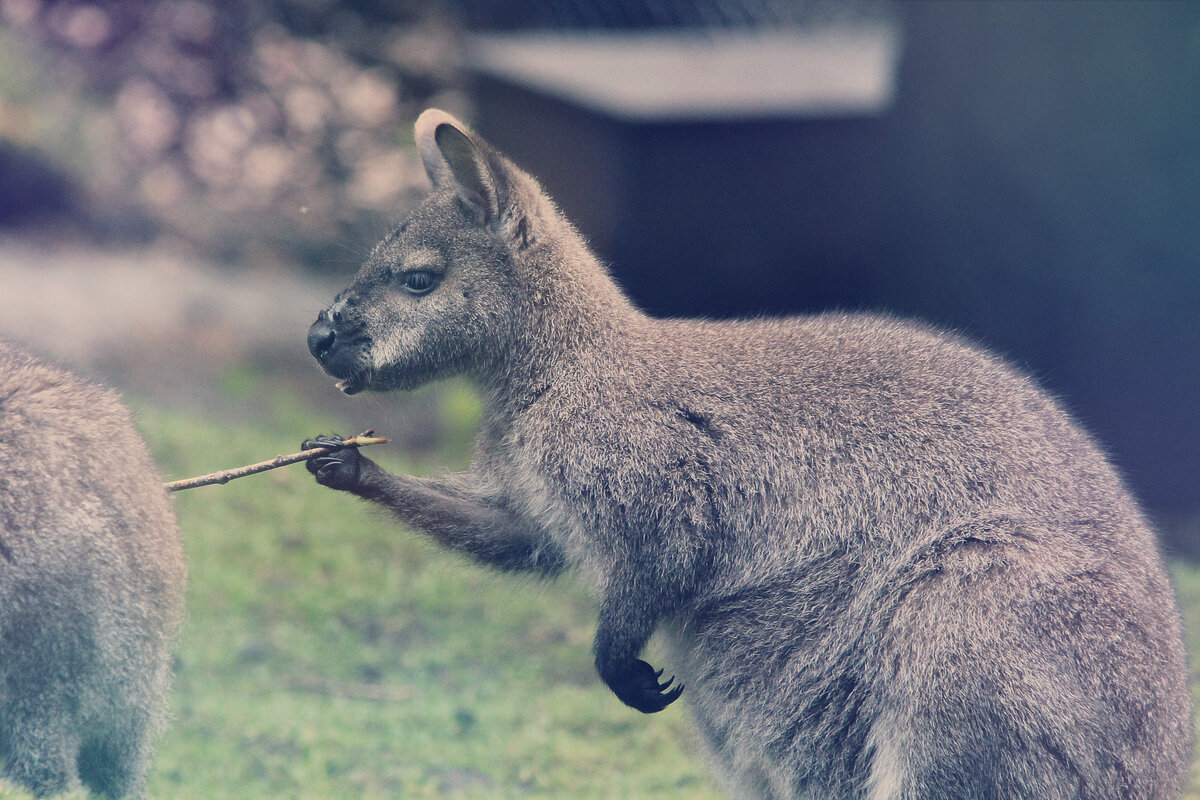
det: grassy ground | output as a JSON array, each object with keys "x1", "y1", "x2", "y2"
[
  {"x1": 143, "y1": 383, "x2": 719, "y2": 800},
  {"x1": 2, "y1": 376, "x2": 1199, "y2": 798}
]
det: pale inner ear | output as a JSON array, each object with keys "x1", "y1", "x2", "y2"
[
  {"x1": 414, "y1": 108, "x2": 456, "y2": 186},
  {"x1": 435, "y1": 123, "x2": 500, "y2": 223}
]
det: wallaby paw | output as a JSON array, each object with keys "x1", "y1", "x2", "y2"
[
  {"x1": 303, "y1": 434, "x2": 361, "y2": 490},
  {"x1": 605, "y1": 658, "x2": 684, "y2": 714}
]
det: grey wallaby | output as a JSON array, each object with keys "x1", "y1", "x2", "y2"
[
  {"x1": 304, "y1": 109, "x2": 1193, "y2": 799},
  {"x1": 0, "y1": 343, "x2": 186, "y2": 799}
]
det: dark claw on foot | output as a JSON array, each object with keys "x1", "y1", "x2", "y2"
[{"x1": 606, "y1": 659, "x2": 684, "y2": 714}]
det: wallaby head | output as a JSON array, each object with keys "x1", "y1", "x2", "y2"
[{"x1": 309, "y1": 109, "x2": 610, "y2": 396}]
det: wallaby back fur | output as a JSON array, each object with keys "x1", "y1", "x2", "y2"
[
  {"x1": 304, "y1": 109, "x2": 1193, "y2": 799},
  {"x1": 0, "y1": 343, "x2": 186, "y2": 799}
]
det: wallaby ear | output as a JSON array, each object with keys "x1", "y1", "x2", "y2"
[
  {"x1": 413, "y1": 108, "x2": 504, "y2": 224},
  {"x1": 414, "y1": 108, "x2": 456, "y2": 186}
]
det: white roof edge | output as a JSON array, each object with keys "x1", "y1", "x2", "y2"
[{"x1": 467, "y1": 26, "x2": 903, "y2": 122}]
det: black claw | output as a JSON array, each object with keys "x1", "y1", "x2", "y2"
[
  {"x1": 604, "y1": 658, "x2": 685, "y2": 714},
  {"x1": 303, "y1": 434, "x2": 345, "y2": 451}
]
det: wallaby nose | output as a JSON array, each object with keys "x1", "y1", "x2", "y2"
[{"x1": 308, "y1": 313, "x2": 337, "y2": 361}]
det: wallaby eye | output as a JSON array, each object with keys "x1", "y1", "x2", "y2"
[{"x1": 400, "y1": 270, "x2": 439, "y2": 296}]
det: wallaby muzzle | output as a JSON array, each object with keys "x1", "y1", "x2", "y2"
[{"x1": 308, "y1": 306, "x2": 371, "y2": 394}]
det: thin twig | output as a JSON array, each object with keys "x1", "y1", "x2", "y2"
[{"x1": 164, "y1": 431, "x2": 387, "y2": 492}]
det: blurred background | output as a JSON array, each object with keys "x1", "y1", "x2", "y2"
[{"x1": 0, "y1": 0, "x2": 1196, "y2": 541}]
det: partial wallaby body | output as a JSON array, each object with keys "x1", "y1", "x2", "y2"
[
  {"x1": 304, "y1": 110, "x2": 1192, "y2": 799},
  {"x1": 0, "y1": 343, "x2": 186, "y2": 799}
]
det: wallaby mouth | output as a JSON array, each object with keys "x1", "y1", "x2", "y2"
[
  {"x1": 323, "y1": 356, "x2": 372, "y2": 395},
  {"x1": 336, "y1": 374, "x2": 370, "y2": 395}
]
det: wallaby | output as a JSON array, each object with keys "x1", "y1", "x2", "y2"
[
  {"x1": 0, "y1": 343, "x2": 186, "y2": 799},
  {"x1": 303, "y1": 109, "x2": 1193, "y2": 799}
]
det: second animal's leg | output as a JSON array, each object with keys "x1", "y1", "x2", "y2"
[
  {"x1": 1, "y1": 699, "x2": 82, "y2": 798},
  {"x1": 77, "y1": 713, "x2": 154, "y2": 800}
]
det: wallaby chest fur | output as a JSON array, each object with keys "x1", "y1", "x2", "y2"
[
  {"x1": 305, "y1": 110, "x2": 1192, "y2": 799},
  {"x1": 0, "y1": 343, "x2": 185, "y2": 799}
]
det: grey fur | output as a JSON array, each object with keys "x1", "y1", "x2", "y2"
[
  {"x1": 304, "y1": 109, "x2": 1193, "y2": 798},
  {"x1": 0, "y1": 343, "x2": 186, "y2": 799}
]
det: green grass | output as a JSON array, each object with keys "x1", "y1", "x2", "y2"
[{"x1": 3, "y1": 375, "x2": 1200, "y2": 798}]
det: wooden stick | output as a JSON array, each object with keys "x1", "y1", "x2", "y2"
[{"x1": 164, "y1": 431, "x2": 388, "y2": 492}]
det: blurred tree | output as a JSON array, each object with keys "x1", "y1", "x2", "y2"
[{"x1": 0, "y1": 0, "x2": 465, "y2": 267}]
